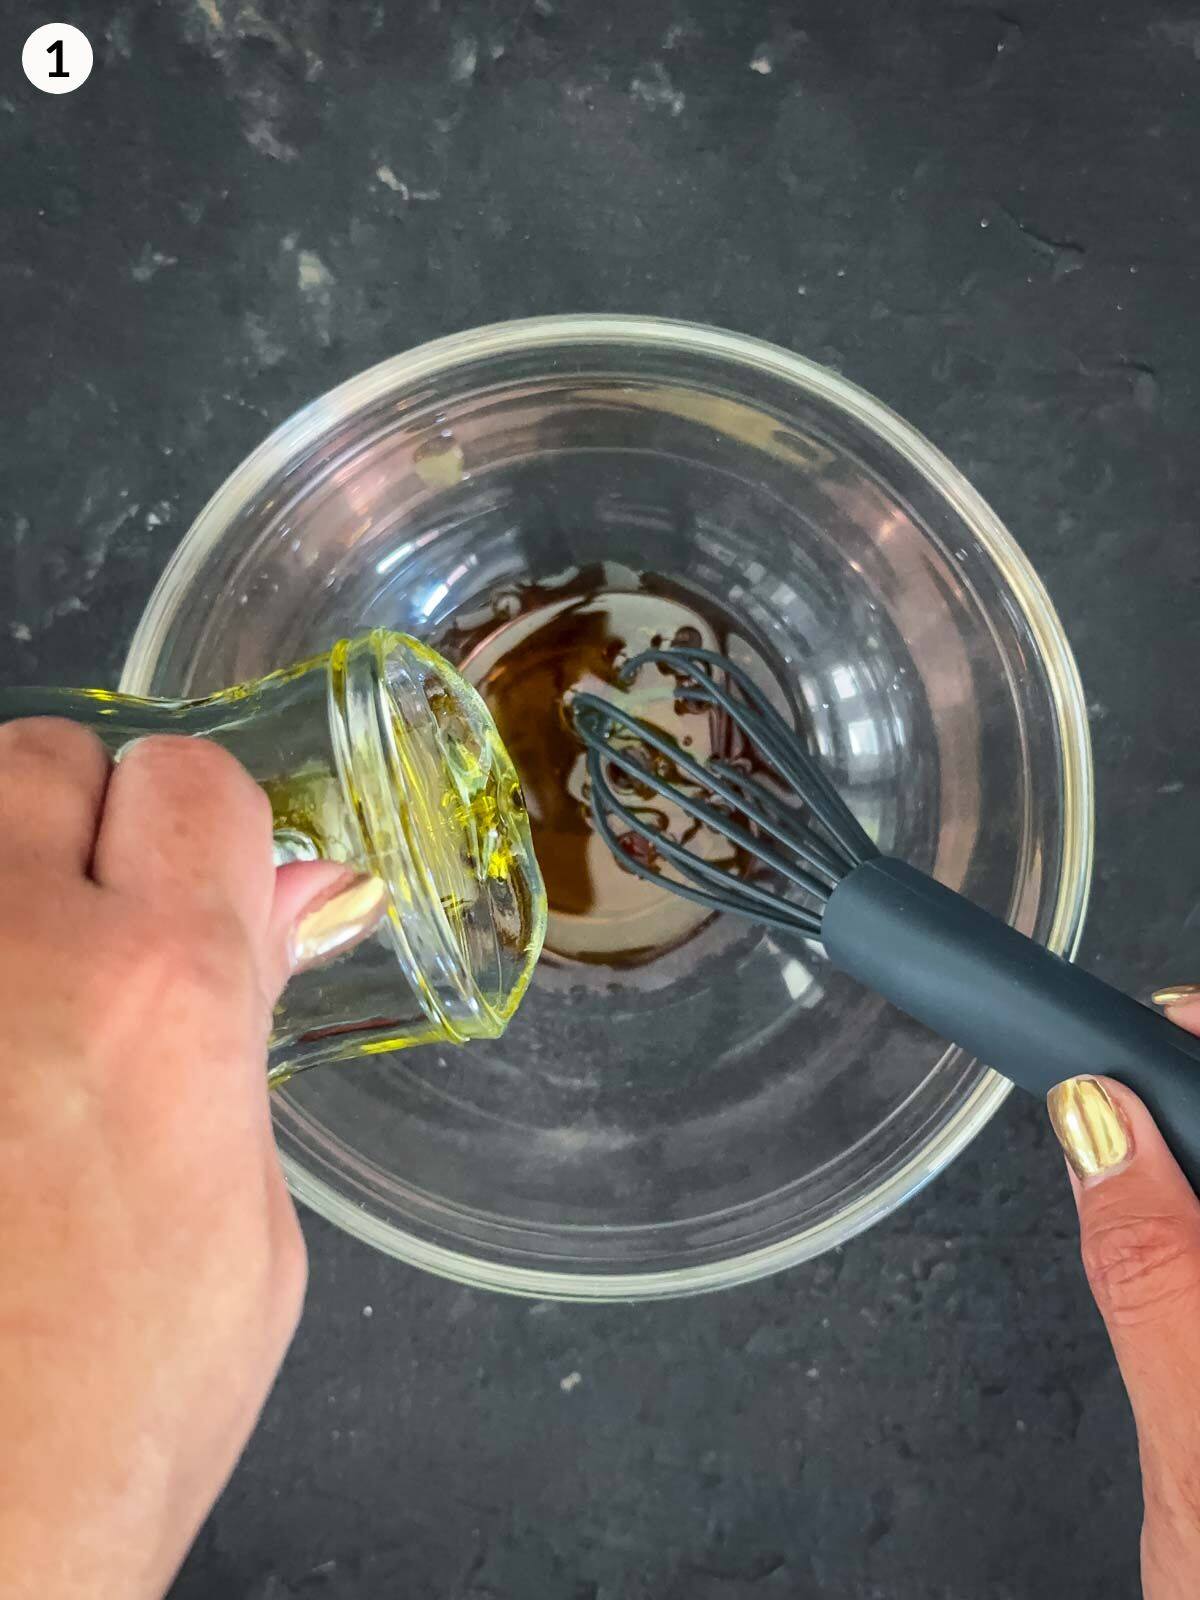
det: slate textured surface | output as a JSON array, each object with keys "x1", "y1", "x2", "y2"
[{"x1": 4, "y1": 2, "x2": 1200, "y2": 1594}]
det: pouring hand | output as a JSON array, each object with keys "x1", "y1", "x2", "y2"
[{"x1": 0, "y1": 723, "x2": 366, "y2": 1600}]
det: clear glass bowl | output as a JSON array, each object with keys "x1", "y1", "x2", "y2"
[{"x1": 122, "y1": 316, "x2": 1093, "y2": 1300}]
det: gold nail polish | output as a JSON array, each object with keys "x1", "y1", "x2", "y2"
[
  {"x1": 292, "y1": 875, "x2": 390, "y2": 969},
  {"x1": 1152, "y1": 983, "x2": 1200, "y2": 1007},
  {"x1": 1046, "y1": 1077, "x2": 1132, "y2": 1181}
]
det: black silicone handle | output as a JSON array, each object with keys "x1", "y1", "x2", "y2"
[{"x1": 822, "y1": 856, "x2": 1200, "y2": 1192}]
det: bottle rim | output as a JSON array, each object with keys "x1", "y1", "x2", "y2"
[{"x1": 330, "y1": 631, "x2": 522, "y2": 1044}]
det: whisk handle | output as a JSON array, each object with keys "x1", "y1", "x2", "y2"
[{"x1": 823, "y1": 856, "x2": 1200, "y2": 1192}]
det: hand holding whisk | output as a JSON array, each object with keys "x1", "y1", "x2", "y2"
[{"x1": 574, "y1": 645, "x2": 1200, "y2": 1196}]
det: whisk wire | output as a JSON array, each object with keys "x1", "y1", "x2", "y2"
[
  {"x1": 572, "y1": 693, "x2": 827, "y2": 876},
  {"x1": 584, "y1": 749, "x2": 824, "y2": 937},
  {"x1": 622, "y1": 645, "x2": 877, "y2": 867},
  {"x1": 706, "y1": 760, "x2": 853, "y2": 883},
  {"x1": 573, "y1": 702, "x2": 837, "y2": 903},
  {"x1": 573, "y1": 645, "x2": 879, "y2": 934}
]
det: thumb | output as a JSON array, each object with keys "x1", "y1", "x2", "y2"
[
  {"x1": 258, "y1": 862, "x2": 390, "y2": 1000},
  {"x1": 1048, "y1": 1074, "x2": 1200, "y2": 1538}
]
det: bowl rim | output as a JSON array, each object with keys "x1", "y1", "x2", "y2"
[{"x1": 121, "y1": 313, "x2": 1094, "y2": 1302}]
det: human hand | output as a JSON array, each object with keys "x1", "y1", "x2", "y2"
[
  {"x1": 1048, "y1": 993, "x2": 1200, "y2": 1600},
  {"x1": 0, "y1": 722, "x2": 372, "y2": 1599}
]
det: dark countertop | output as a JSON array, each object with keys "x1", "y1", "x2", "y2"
[{"x1": 5, "y1": 2, "x2": 1200, "y2": 1594}]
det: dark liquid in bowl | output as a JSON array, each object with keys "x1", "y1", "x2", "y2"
[{"x1": 447, "y1": 567, "x2": 772, "y2": 966}]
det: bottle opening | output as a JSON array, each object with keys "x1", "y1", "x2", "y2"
[{"x1": 332, "y1": 631, "x2": 546, "y2": 1044}]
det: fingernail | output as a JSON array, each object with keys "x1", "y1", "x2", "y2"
[
  {"x1": 1047, "y1": 1077, "x2": 1133, "y2": 1182},
  {"x1": 291, "y1": 874, "x2": 390, "y2": 970},
  {"x1": 1152, "y1": 983, "x2": 1200, "y2": 1007}
]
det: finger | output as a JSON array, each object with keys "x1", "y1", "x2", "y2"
[
  {"x1": 92, "y1": 737, "x2": 275, "y2": 936},
  {"x1": 1152, "y1": 985, "x2": 1200, "y2": 1034},
  {"x1": 1048, "y1": 1076, "x2": 1200, "y2": 1523},
  {"x1": 260, "y1": 863, "x2": 390, "y2": 998},
  {"x1": 0, "y1": 718, "x2": 110, "y2": 878}
]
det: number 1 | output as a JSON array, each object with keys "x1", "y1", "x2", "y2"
[{"x1": 47, "y1": 38, "x2": 68, "y2": 78}]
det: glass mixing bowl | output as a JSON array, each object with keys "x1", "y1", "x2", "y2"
[{"x1": 122, "y1": 316, "x2": 1092, "y2": 1300}]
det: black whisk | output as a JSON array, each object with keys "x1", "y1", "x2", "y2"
[{"x1": 574, "y1": 646, "x2": 1200, "y2": 1196}]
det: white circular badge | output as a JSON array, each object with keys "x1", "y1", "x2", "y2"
[{"x1": 23, "y1": 24, "x2": 93, "y2": 94}]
